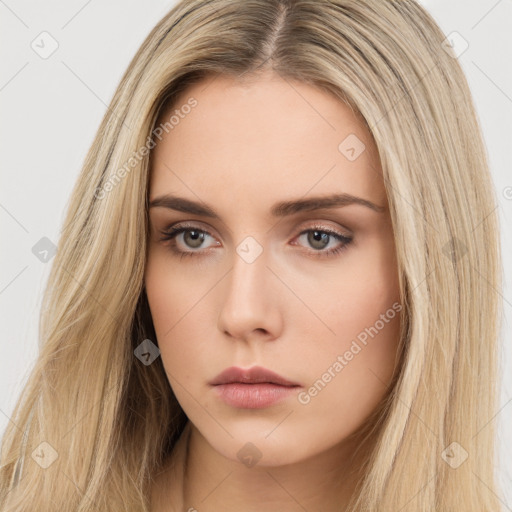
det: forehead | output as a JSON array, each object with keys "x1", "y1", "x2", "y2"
[{"x1": 149, "y1": 73, "x2": 385, "y2": 210}]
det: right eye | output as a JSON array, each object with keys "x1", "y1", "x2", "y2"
[{"x1": 159, "y1": 224, "x2": 220, "y2": 258}]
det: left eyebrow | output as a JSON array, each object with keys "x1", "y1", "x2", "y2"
[{"x1": 148, "y1": 192, "x2": 386, "y2": 218}]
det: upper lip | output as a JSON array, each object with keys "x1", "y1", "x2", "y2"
[{"x1": 209, "y1": 366, "x2": 300, "y2": 386}]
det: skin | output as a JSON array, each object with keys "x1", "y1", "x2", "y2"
[{"x1": 145, "y1": 70, "x2": 402, "y2": 511}]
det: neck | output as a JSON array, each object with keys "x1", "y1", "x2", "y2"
[{"x1": 181, "y1": 424, "x2": 372, "y2": 512}]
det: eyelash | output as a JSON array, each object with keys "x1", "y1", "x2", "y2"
[{"x1": 158, "y1": 223, "x2": 353, "y2": 260}]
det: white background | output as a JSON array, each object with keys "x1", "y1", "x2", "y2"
[{"x1": 1, "y1": 0, "x2": 511, "y2": 507}]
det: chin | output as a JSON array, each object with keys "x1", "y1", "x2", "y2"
[{"x1": 200, "y1": 420, "x2": 314, "y2": 468}]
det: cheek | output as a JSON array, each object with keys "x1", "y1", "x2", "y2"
[
  {"x1": 144, "y1": 249, "x2": 211, "y2": 338},
  {"x1": 144, "y1": 251, "x2": 224, "y2": 396},
  {"x1": 303, "y1": 234, "x2": 400, "y2": 343},
  {"x1": 294, "y1": 297, "x2": 401, "y2": 448},
  {"x1": 144, "y1": 254, "x2": 199, "y2": 368},
  {"x1": 295, "y1": 236, "x2": 401, "y2": 417}
]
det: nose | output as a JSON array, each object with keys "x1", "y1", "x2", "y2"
[{"x1": 217, "y1": 241, "x2": 283, "y2": 342}]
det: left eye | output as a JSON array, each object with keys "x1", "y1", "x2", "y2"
[
  {"x1": 295, "y1": 229, "x2": 352, "y2": 253},
  {"x1": 158, "y1": 225, "x2": 353, "y2": 259}
]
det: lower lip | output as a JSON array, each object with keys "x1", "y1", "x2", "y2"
[{"x1": 212, "y1": 383, "x2": 300, "y2": 409}]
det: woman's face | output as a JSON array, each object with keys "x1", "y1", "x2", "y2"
[{"x1": 145, "y1": 71, "x2": 401, "y2": 466}]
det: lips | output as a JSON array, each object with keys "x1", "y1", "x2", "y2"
[
  {"x1": 209, "y1": 366, "x2": 301, "y2": 409},
  {"x1": 209, "y1": 365, "x2": 300, "y2": 387}
]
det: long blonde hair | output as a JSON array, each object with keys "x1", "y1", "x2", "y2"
[{"x1": 0, "y1": 1, "x2": 503, "y2": 510}]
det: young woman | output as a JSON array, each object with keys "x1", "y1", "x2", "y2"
[{"x1": 0, "y1": 1, "x2": 504, "y2": 511}]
